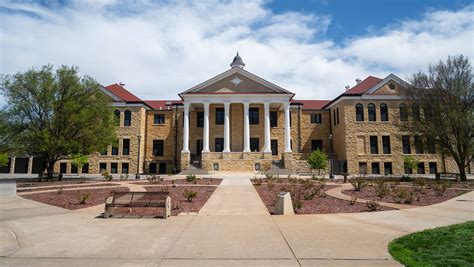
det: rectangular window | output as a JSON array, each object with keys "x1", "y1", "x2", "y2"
[
  {"x1": 311, "y1": 140, "x2": 323, "y2": 151},
  {"x1": 404, "y1": 165, "x2": 413, "y2": 174},
  {"x1": 370, "y1": 136, "x2": 378, "y2": 154},
  {"x1": 415, "y1": 135, "x2": 424, "y2": 154},
  {"x1": 215, "y1": 138, "x2": 224, "y2": 152},
  {"x1": 429, "y1": 162, "x2": 437, "y2": 174},
  {"x1": 270, "y1": 111, "x2": 278, "y2": 127},
  {"x1": 82, "y1": 163, "x2": 89, "y2": 174},
  {"x1": 359, "y1": 162, "x2": 367, "y2": 175},
  {"x1": 154, "y1": 114, "x2": 165, "y2": 125},
  {"x1": 336, "y1": 108, "x2": 340, "y2": 125},
  {"x1": 110, "y1": 163, "x2": 118, "y2": 174},
  {"x1": 99, "y1": 163, "x2": 107, "y2": 173},
  {"x1": 215, "y1": 108, "x2": 224, "y2": 125},
  {"x1": 271, "y1": 139, "x2": 278, "y2": 155},
  {"x1": 122, "y1": 139, "x2": 130, "y2": 156},
  {"x1": 250, "y1": 138, "x2": 259, "y2": 152},
  {"x1": 402, "y1": 136, "x2": 411, "y2": 154},
  {"x1": 159, "y1": 162, "x2": 167, "y2": 174},
  {"x1": 310, "y1": 113, "x2": 322, "y2": 124},
  {"x1": 111, "y1": 141, "x2": 119, "y2": 155},
  {"x1": 100, "y1": 148, "x2": 107, "y2": 156},
  {"x1": 384, "y1": 162, "x2": 393, "y2": 175},
  {"x1": 149, "y1": 163, "x2": 157, "y2": 174},
  {"x1": 382, "y1": 136, "x2": 391, "y2": 154},
  {"x1": 153, "y1": 140, "x2": 164, "y2": 156},
  {"x1": 426, "y1": 137, "x2": 436, "y2": 154},
  {"x1": 333, "y1": 109, "x2": 336, "y2": 126},
  {"x1": 371, "y1": 162, "x2": 380, "y2": 174},
  {"x1": 417, "y1": 162, "x2": 425, "y2": 174},
  {"x1": 249, "y1": 108, "x2": 259, "y2": 124},
  {"x1": 121, "y1": 163, "x2": 129, "y2": 174},
  {"x1": 71, "y1": 164, "x2": 78, "y2": 174},
  {"x1": 197, "y1": 112, "x2": 204, "y2": 127},
  {"x1": 289, "y1": 111, "x2": 292, "y2": 127}
]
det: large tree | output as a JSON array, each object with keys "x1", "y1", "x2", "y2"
[
  {"x1": 0, "y1": 65, "x2": 115, "y2": 178},
  {"x1": 405, "y1": 55, "x2": 473, "y2": 181}
]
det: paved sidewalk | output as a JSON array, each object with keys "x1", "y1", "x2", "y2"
[{"x1": 0, "y1": 175, "x2": 472, "y2": 266}]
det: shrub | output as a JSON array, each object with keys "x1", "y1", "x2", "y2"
[
  {"x1": 374, "y1": 179, "x2": 389, "y2": 199},
  {"x1": 350, "y1": 177, "x2": 368, "y2": 191},
  {"x1": 57, "y1": 186, "x2": 64, "y2": 194},
  {"x1": 403, "y1": 156, "x2": 418, "y2": 176},
  {"x1": 302, "y1": 179, "x2": 313, "y2": 190},
  {"x1": 393, "y1": 187, "x2": 408, "y2": 203},
  {"x1": 265, "y1": 173, "x2": 274, "y2": 180},
  {"x1": 400, "y1": 175, "x2": 412, "y2": 182},
  {"x1": 432, "y1": 180, "x2": 451, "y2": 196},
  {"x1": 173, "y1": 202, "x2": 181, "y2": 211},
  {"x1": 290, "y1": 187, "x2": 304, "y2": 211},
  {"x1": 404, "y1": 190, "x2": 418, "y2": 204},
  {"x1": 307, "y1": 149, "x2": 328, "y2": 176},
  {"x1": 350, "y1": 196, "x2": 358, "y2": 205},
  {"x1": 102, "y1": 171, "x2": 112, "y2": 181},
  {"x1": 280, "y1": 185, "x2": 290, "y2": 192},
  {"x1": 147, "y1": 174, "x2": 161, "y2": 184},
  {"x1": 78, "y1": 193, "x2": 90, "y2": 204},
  {"x1": 413, "y1": 177, "x2": 426, "y2": 187},
  {"x1": 366, "y1": 200, "x2": 380, "y2": 211},
  {"x1": 318, "y1": 177, "x2": 327, "y2": 189},
  {"x1": 252, "y1": 178, "x2": 262, "y2": 186},
  {"x1": 267, "y1": 180, "x2": 274, "y2": 190},
  {"x1": 186, "y1": 174, "x2": 196, "y2": 183},
  {"x1": 184, "y1": 190, "x2": 197, "y2": 202}
]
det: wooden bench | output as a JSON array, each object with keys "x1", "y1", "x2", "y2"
[
  {"x1": 435, "y1": 172, "x2": 460, "y2": 181},
  {"x1": 104, "y1": 191, "x2": 171, "y2": 219}
]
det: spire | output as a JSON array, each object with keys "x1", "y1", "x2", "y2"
[{"x1": 230, "y1": 52, "x2": 245, "y2": 69}]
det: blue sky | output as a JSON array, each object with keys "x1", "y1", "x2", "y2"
[{"x1": 0, "y1": 0, "x2": 473, "y2": 105}]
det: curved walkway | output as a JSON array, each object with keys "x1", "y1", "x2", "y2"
[{"x1": 1, "y1": 176, "x2": 473, "y2": 266}]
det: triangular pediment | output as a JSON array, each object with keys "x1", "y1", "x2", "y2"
[
  {"x1": 180, "y1": 67, "x2": 293, "y2": 95},
  {"x1": 365, "y1": 74, "x2": 409, "y2": 95}
]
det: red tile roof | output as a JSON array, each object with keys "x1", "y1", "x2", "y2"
[
  {"x1": 143, "y1": 100, "x2": 182, "y2": 110},
  {"x1": 344, "y1": 76, "x2": 383, "y2": 95},
  {"x1": 292, "y1": 100, "x2": 331, "y2": 109},
  {"x1": 104, "y1": 84, "x2": 142, "y2": 102}
]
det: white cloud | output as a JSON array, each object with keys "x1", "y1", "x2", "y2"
[{"x1": 0, "y1": 1, "x2": 472, "y2": 102}]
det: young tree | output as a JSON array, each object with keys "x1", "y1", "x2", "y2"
[
  {"x1": 0, "y1": 152, "x2": 8, "y2": 168},
  {"x1": 307, "y1": 149, "x2": 328, "y2": 176},
  {"x1": 71, "y1": 154, "x2": 89, "y2": 174},
  {"x1": 0, "y1": 65, "x2": 115, "y2": 178},
  {"x1": 403, "y1": 156, "x2": 418, "y2": 176},
  {"x1": 405, "y1": 55, "x2": 473, "y2": 181}
]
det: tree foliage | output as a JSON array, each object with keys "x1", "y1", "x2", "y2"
[
  {"x1": 403, "y1": 156, "x2": 418, "y2": 174},
  {"x1": 307, "y1": 149, "x2": 328, "y2": 175},
  {"x1": 71, "y1": 154, "x2": 89, "y2": 170},
  {"x1": 0, "y1": 65, "x2": 115, "y2": 177},
  {"x1": 404, "y1": 55, "x2": 473, "y2": 181},
  {"x1": 0, "y1": 152, "x2": 8, "y2": 168}
]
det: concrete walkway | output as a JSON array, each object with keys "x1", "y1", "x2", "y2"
[{"x1": 1, "y1": 174, "x2": 473, "y2": 266}]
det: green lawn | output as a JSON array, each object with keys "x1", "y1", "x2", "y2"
[{"x1": 389, "y1": 221, "x2": 474, "y2": 267}]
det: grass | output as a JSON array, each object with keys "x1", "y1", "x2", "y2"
[{"x1": 388, "y1": 221, "x2": 474, "y2": 267}]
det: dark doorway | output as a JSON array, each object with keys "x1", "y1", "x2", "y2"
[
  {"x1": 82, "y1": 163, "x2": 89, "y2": 174},
  {"x1": 59, "y1": 162, "x2": 67, "y2": 174},
  {"x1": 196, "y1": 140, "x2": 203, "y2": 156},
  {"x1": 32, "y1": 158, "x2": 45, "y2": 174},
  {"x1": 271, "y1": 140, "x2": 278, "y2": 156},
  {"x1": 149, "y1": 163, "x2": 157, "y2": 174},
  {"x1": 159, "y1": 162, "x2": 167, "y2": 174},
  {"x1": 71, "y1": 164, "x2": 78, "y2": 174},
  {"x1": 15, "y1": 158, "x2": 29, "y2": 173},
  {"x1": 0, "y1": 158, "x2": 11, "y2": 173}
]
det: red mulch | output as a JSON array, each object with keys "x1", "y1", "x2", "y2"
[
  {"x1": 111, "y1": 186, "x2": 217, "y2": 217},
  {"x1": 17, "y1": 183, "x2": 120, "y2": 192},
  {"x1": 21, "y1": 187, "x2": 129, "y2": 210},
  {"x1": 254, "y1": 183, "x2": 393, "y2": 214},
  {"x1": 16, "y1": 178, "x2": 106, "y2": 188},
  {"x1": 343, "y1": 185, "x2": 470, "y2": 206},
  {"x1": 129, "y1": 178, "x2": 222, "y2": 186}
]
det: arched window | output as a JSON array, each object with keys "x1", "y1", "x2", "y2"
[
  {"x1": 399, "y1": 103, "x2": 408, "y2": 121},
  {"x1": 412, "y1": 105, "x2": 420, "y2": 121},
  {"x1": 113, "y1": 110, "x2": 120, "y2": 126},
  {"x1": 368, "y1": 103, "x2": 376, "y2": 121},
  {"x1": 380, "y1": 103, "x2": 388, "y2": 121},
  {"x1": 355, "y1": 104, "x2": 364, "y2": 121},
  {"x1": 124, "y1": 110, "x2": 132, "y2": 126},
  {"x1": 333, "y1": 109, "x2": 336, "y2": 125}
]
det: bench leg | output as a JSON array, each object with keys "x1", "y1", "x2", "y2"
[
  {"x1": 104, "y1": 206, "x2": 114, "y2": 218},
  {"x1": 163, "y1": 196, "x2": 171, "y2": 219}
]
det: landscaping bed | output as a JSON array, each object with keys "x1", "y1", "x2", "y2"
[
  {"x1": 111, "y1": 186, "x2": 217, "y2": 217},
  {"x1": 16, "y1": 178, "x2": 104, "y2": 188},
  {"x1": 252, "y1": 178, "x2": 393, "y2": 214},
  {"x1": 343, "y1": 179, "x2": 470, "y2": 206},
  {"x1": 130, "y1": 178, "x2": 222, "y2": 186},
  {"x1": 389, "y1": 221, "x2": 474, "y2": 266},
  {"x1": 17, "y1": 183, "x2": 120, "y2": 192},
  {"x1": 21, "y1": 187, "x2": 130, "y2": 210}
]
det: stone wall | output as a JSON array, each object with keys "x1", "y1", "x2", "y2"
[{"x1": 201, "y1": 152, "x2": 272, "y2": 172}]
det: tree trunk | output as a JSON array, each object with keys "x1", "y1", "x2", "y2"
[{"x1": 458, "y1": 163, "x2": 467, "y2": 182}]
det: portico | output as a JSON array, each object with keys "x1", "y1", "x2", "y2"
[{"x1": 179, "y1": 53, "x2": 294, "y2": 172}]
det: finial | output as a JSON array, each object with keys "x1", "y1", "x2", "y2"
[{"x1": 230, "y1": 52, "x2": 245, "y2": 69}]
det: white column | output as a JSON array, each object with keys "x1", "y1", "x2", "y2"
[
  {"x1": 263, "y1": 102, "x2": 272, "y2": 153},
  {"x1": 243, "y1": 102, "x2": 250, "y2": 152},
  {"x1": 182, "y1": 102, "x2": 190, "y2": 153},
  {"x1": 202, "y1": 102, "x2": 210, "y2": 153},
  {"x1": 284, "y1": 102, "x2": 292, "y2": 153},
  {"x1": 10, "y1": 157, "x2": 15, "y2": 174},
  {"x1": 28, "y1": 157, "x2": 33, "y2": 174},
  {"x1": 223, "y1": 102, "x2": 231, "y2": 152}
]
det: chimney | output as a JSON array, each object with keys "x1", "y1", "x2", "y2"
[
  {"x1": 355, "y1": 78, "x2": 361, "y2": 84},
  {"x1": 119, "y1": 82, "x2": 125, "y2": 86},
  {"x1": 345, "y1": 85, "x2": 350, "y2": 91}
]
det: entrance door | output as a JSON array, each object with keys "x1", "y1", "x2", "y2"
[
  {"x1": 271, "y1": 140, "x2": 278, "y2": 156},
  {"x1": 159, "y1": 162, "x2": 167, "y2": 174},
  {"x1": 196, "y1": 140, "x2": 203, "y2": 156}
]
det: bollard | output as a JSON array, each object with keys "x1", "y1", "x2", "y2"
[{"x1": 274, "y1": 192, "x2": 294, "y2": 215}]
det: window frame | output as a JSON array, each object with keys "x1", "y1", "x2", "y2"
[
  {"x1": 197, "y1": 112, "x2": 204, "y2": 128},
  {"x1": 249, "y1": 108, "x2": 259, "y2": 125},
  {"x1": 369, "y1": 136, "x2": 378, "y2": 154},
  {"x1": 124, "y1": 110, "x2": 132, "y2": 126},
  {"x1": 122, "y1": 139, "x2": 130, "y2": 156},
  {"x1": 215, "y1": 138, "x2": 224, "y2": 152},
  {"x1": 414, "y1": 135, "x2": 424, "y2": 154},
  {"x1": 399, "y1": 103, "x2": 408, "y2": 121},
  {"x1": 402, "y1": 135, "x2": 411, "y2": 154},
  {"x1": 250, "y1": 138, "x2": 259, "y2": 152},
  {"x1": 113, "y1": 110, "x2": 120, "y2": 126},
  {"x1": 215, "y1": 108, "x2": 224, "y2": 125},
  {"x1": 368, "y1": 103, "x2": 376, "y2": 121},
  {"x1": 311, "y1": 139, "x2": 323, "y2": 151},
  {"x1": 355, "y1": 103, "x2": 364, "y2": 121},
  {"x1": 154, "y1": 114, "x2": 165, "y2": 125},
  {"x1": 380, "y1": 103, "x2": 388, "y2": 121},
  {"x1": 382, "y1": 136, "x2": 391, "y2": 154},
  {"x1": 270, "y1": 111, "x2": 278, "y2": 127},
  {"x1": 153, "y1": 140, "x2": 164, "y2": 156},
  {"x1": 310, "y1": 113, "x2": 322, "y2": 124},
  {"x1": 371, "y1": 162, "x2": 380, "y2": 174},
  {"x1": 121, "y1": 163, "x2": 129, "y2": 174}
]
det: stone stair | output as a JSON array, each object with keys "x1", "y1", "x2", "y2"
[
  {"x1": 179, "y1": 161, "x2": 209, "y2": 175},
  {"x1": 266, "y1": 160, "x2": 291, "y2": 176}
]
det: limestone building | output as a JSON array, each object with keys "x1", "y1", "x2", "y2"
[{"x1": 2, "y1": 54, "x2": 463, "y2": 176}]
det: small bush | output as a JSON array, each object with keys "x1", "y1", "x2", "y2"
[
  {"x1": 302, "y1": 179, "x2": 313, "y2": 190},
  {"x1": 350, "y1": 177, "x2": 368, "y2": 192},
  {"x1": 432, "y1": 180, "x2": 451, "y2": 196},
  {"x1": 318, "y1": 177, "x2": 327, "y2": 189},
  {"x1": 280, "y1": 185, "x2": 290, "y2": 192},
  {"x1": 173, "y1": 202, "x2": 181, "y2": 210},
  {"x1": 57, "y1": 186, "x2": 64, "y2": 194},
  {"x1": 265, "y1": 173, "x2": 274, "y2": 180},
  {"x1": 404, "y1": 190, "x2": 417, "y2": 204},
  {"x1": 374, "y1": 179, "x2": 389, "y2": 199},
  {"x1": 78, "y1": 193, "x2": 90, "y2": 204},
  {"x1": 267, "y1": 180, "x2": 274, "y2": 190},
  {"x1": 366, "y1": 200, "x2": 380, "y2": 211},
  {"x1": 252, "y1": 178, "x2": 262, "y2": 186},
  {"x1": 186, "y1": 174, "x2": 196, "y2": 183},
  {"x1": 184, "y1": 190, "x2": 197, "y2": 202},
  {"x1": 102, "y1": 171, "x2": 112, "y2": 181},
  {"x1": 350, "y1": 196, "x2": 358, "y2": 205},
  {"x1": 147, "y1": 174, "x2": 162, "y2": 184},
  {"x1": 413, "y1": 177, "x2": 426, "y2": 187},
  {"x1": 393, "y1": 187, "x2": 408, "y2": 203}
]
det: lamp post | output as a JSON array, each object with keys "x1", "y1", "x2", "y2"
[
  {"x1": 136, "y1": 135, "x2": 141, "y2": 179},
  {"x1": 329, "y1": 134, "x2": 334, "y2": 179}
]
